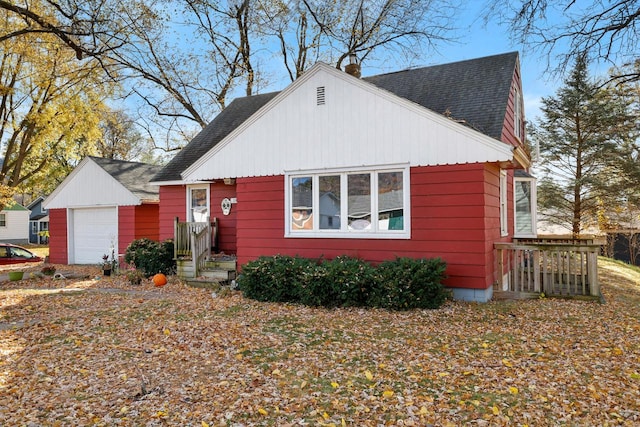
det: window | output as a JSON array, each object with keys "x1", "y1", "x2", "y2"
[
  {"x1": 514, "y1": 86, "x2": 523, "y2": 140},
  {"x1": 499, "y1": 170, "x2": 508, "y2": 236},
  {"x1": 286, "y1": 165, "x2": 410, "y2": 238},
  {"x1": 0, "y1": 214, "x2": 6, "y2": 227},
  {"x1": 514, "y1": 175, "x2": 537, "y2": 238},
  {"x1": 31, "y1": 221, "x2": 38, "y2": 234},
  {"x1": 187, "y1": 185, "x2": 209, "y2": 222}
]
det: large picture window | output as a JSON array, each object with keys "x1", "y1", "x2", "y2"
[{"x1": 286, "y1": 165, "x2": 410, "y2": 238}]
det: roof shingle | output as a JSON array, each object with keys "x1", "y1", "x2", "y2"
[
  {"x1": 153, "y1": 52, "x2": 518, "y2": 183},
  {"x1": 90, "y1": 156, "x2": 164, "y2": 201}
]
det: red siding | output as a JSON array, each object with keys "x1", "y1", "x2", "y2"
[
  {"x1": 135, "y1": 204, "x2": 160, "y2": 241},
  {"x1": 159, "y1": 185, "x2": 186, "y2": 241},
  {"x1": 48, "y1": 208, "x2": 68, "y2": 264},
  {"x1": 119, "y1": 206, "x2": 136, "y2": 255},
  {"x1": 210, "y1": 182, "x2": 237, "y2": 254},
  {"x1": 159, "y1": 183, "x2": 237, "y2": 253},
  {"x1": 235, "y1": 163, "x2": 506, "y2": 290},
  {"x1": 501, "y1": 61, "x2": 525, "y2": 148},
  {"x1": 119, "y1": 204, "x2": 160, "y2": 254}
]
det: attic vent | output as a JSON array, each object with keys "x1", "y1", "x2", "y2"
[{"x1": 316, "y1": 86, "x2": 325, "y2": 105}]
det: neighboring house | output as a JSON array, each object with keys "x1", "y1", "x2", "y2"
[
  {"x1": 43, "y1": 157, "x2": 163, "y2": 264},
  {"x1": 27, "y1": 196, "x2": 49, "y2": 244},
  {"x1": 151, "y1": 52, "x2": 534, "y2": 302},
  {"x1": 0, "y1": 202, "x2": 30, "y2": 244}
]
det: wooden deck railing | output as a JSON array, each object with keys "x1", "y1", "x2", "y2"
[
  {"x1": 495, "y1": 239, "x2": 601, "y2": 298},
  {"x1": 174, "y1": 217, "x2": 218, "y2": 276}
]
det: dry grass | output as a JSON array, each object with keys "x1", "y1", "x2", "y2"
[{"x1": 0, "y1": 259, "x2": 639, "y2": 426}]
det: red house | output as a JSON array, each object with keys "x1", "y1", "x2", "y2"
[
  {"x1": 152, "y1": 52, "x2": 534, "y2": 302},
  {"x1": 44, "y1": 157, "x2": 163, "y2": 264}
]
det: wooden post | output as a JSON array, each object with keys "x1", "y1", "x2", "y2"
[
  {"x1": 496, "y1": 247, "x2": 504, "y2": 291},
  {"x1": 174, "y1": 217, "x2": 179, "y2": 260},
  {"x1": 190, "y1": 230, "x2": 197, "y2": 278},
  {"x1": 533, "y1": 250, "x2": 541, "y2": 293},
  {"x1": 206, "y1": 222, "x2": 212, "y2": 260},
  {"x1": 588, "y1": 249, "x2": 600, "y2": 296}
]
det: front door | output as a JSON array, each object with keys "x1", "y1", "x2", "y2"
[{"x1": 188, "y1": 185, "x2": 209, "y2": 222}]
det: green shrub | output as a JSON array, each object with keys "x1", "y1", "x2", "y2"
[
  {"x1": 370, "y1": 257, "x2": 448, "y2": 310},
  {"x1": 298, "y1": 256, "x2": 376, "y2": 307},
  {"x1": 124, "y1": 238, "x2": 175, "y2": 277},
  {"x1": 238, "y1": 254, "x2": 448, "y2": 310},
  {"x1": 237, "y1": 255, "x2": 316, "y2": 302}
]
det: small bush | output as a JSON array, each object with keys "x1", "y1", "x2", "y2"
[
  {"x1": 370, "y1": 257, "x2": 448, "y2": 310},
  {"x1": 238, "y1": 255, "x2": 448, "y2": 310},
  {"x1": 124, "y1": 238, "x2": 175, "y2": 277},
  {"x1": 299, "y1": 256, "x2": 376, "y2": 307},
  {"x1": 237, "y1": 255, "x2": 315, "y2": 302}
]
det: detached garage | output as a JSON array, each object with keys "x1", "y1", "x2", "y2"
[{"x1": 44, "y1": 157, "x2": 163, "y2": 265}]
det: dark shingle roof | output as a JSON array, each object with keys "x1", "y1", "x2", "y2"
[
  {"x1": 153, "y1": 52, "x2": 518, "y2": 183},
  {"x1": 363, "y1": 52, "x2": 517, "y2": 139},
  {"x1": 90, "y1": 156, "x2": 164, "y2": 201},
  {"x1": 152, "y1": 92, "x2": 279, "y2": 182}
]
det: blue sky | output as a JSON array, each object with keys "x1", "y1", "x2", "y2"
[
  {"x1": 440, "y1": 21, "x2": 553, "y2": 122},
  {"x1": 342, "y1": 2, "x2": 604, "y2": 125},
  {"x1": 356, "y1": 5, "x2": 563, "y2": 124}
]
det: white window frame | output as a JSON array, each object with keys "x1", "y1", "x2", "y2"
[
  {"x1": 285, "y1": 164, "x2": 411, "y2": 239},
  {"x1": 186, "y1": 184, "x2": 210, "y2": 223},
  {"x1": 513, "y1": 176, "x2": 537, "y2": 238},
  {"x1": 514, "y1": 86, "x2": 523, "y2": 140},
  {"x1": 500, "y1": 170, "x2": 508, "y2": 236},
  {"x1": 0, "y1": 213, "x2": 6, "y2": 227}
]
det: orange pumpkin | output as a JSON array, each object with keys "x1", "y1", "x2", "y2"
[{"x1": 153, "y1": 273, "x2": 167, "y2": 287}]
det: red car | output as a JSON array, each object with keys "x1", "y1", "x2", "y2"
[{"x1": 0, "y1": 243, "x2": 43, "y2": 265}]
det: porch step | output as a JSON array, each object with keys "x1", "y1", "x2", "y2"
[
  {"x1": 176, "y1": 257, "x2": 236, "y2": 280},
  {"x1": 185, "y1": 278, "x2": 226, "y2": 290},
  {"x1": 203, "y1": 259, "x2": 236, "y2": 271},
  {"x1": 199, "y1": 268, "x2": 236, "y2": 282},
  {"x1": 185, "y1": 269, "x2": 236, "y2": 289}
]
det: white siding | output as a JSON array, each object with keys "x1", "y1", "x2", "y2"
[
  {"x1": 44, "y1": 158, "x2": 140, "y2": 209},
  {"x1": 184, "y1": 63, "x2": 514, "y2": 182},
  {"x1": 0, "y1": 210, "x2": 30, "y2": 241}
]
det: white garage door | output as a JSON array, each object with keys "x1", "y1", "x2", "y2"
[{"x1": 71, "y1": 207, "x2": 118, "y2": 264}]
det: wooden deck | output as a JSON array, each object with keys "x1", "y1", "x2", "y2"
[{"x1": 495, "y1": 239, "x2": 601, "y2": 300}]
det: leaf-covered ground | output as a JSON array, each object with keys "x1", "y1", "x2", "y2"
[{"x1": 0, "y1": 260, "x2": 639, "y2": 426}]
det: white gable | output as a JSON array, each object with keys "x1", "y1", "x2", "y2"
[
  {"x1": 183, "y1": 63, "x2": 514, "y2": 182},
  {"x1": 44, "y1": 157, "x2": 141, "y2": 209}
]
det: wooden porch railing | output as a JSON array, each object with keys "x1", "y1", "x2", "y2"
[
  {"x1": 495, "y1": 239, "x2": 601, "y2": 298},
  {"x1": 174, "y1": 217, "x2": 218, "y2": 276}
]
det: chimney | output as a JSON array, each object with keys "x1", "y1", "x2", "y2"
[{"x1": 344, "y1": 53, "x2": 361, "y2": 78}]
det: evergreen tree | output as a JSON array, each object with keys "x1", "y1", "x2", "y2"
[{"x1": 531, "y1": 55, "x2": 637, "y2": 237}]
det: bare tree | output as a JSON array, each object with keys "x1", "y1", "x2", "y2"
[
  {"x1": 260, "y1": 0, "x2": 458, "y2": 80},
  {"x1": 485, "y1": 0, "x2": 640, "y2": 83},
  {"x1": 1, "y1": 0, "x2": 461, "y2": 154}
]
